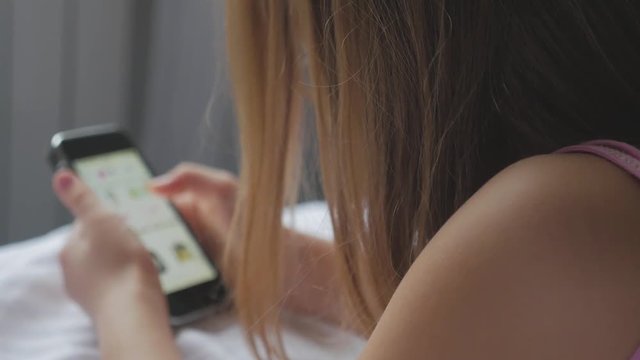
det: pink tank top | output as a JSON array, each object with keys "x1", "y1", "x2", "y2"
[{"x1": 557, "y1": 140, "x2": 640, "y2": 360}]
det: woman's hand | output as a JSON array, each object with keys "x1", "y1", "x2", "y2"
[
  {"x1": 53, "y1": 169, "x2": 180, "y2": 359},
  {"x1": 53, "y1": 169, "x2": 164, "y2": 318},
  {"x1": 149, "y1": 163, "x2": 238, "y2": 271},
  {"x1": 150, "y1": 163, "x2": 344, "y2": 323}
]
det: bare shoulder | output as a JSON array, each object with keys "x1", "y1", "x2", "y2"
[
  {"x1": 477, "y1": 152, "x2": 640, "y2": 226},
  {"x1": 360, "y1": 154, "x2": 640, "y2": 360}
]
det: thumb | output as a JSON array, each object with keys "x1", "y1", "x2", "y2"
[{"x1": 52, "y1": 169, "x2": 104, "y2": 218}]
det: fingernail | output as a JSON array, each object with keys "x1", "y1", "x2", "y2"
[{"x1": 57, "y1": 175, "x2": 74, "y2": 192}]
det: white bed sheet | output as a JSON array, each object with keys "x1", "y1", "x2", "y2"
[{"x1": 0, "y1": 201, "x2": 364, "y2": 359}]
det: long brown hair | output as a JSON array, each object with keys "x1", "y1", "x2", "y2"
[{"x1": 225, "y1": 0, "x2": 640, "y2": 358}]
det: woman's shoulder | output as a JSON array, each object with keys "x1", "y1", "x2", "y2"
[
  {"x1": 472, "y1": 151, "x2": 640, "y2": 228},
  {"x1": 361, "y1": 153, "x2": 640, "y2": 359},
  {"x1": 432, "y1": 152, "x2": 640, "y2": 261}
]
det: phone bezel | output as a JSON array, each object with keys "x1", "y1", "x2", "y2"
[{"x1": 49, "y1": 125, "x2": 227, "y2": 324}]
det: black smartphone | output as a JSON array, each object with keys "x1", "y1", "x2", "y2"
[{"x1": 48, "y1": 124, "x2": 228, "y2": 326}]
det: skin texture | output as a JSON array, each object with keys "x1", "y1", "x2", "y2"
[
  {"x1": 53, "y1": 170, "x2": 181, "y2": 360},
  {"x1": 361, "y1": 154, "x2": 640, "y2": 359},
  {"x1": 54, "y1": 153, "x2": 640, "y2": 359}
]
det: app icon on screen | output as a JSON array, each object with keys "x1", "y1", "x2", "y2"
[
  {"x1": 128, "y1": 186, "x2": 146, "y2": 199},
  {"x1": 173, "y1": 243, "x2": 193, "y2": 262}
]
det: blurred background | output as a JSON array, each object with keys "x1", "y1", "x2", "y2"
[{"x1": 0, "y1": 0, "x2": 239, "y2": 243}]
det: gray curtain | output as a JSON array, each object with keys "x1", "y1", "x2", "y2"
[{"x1": 0, "y1": 0, "x2": 237, "y2": 244}]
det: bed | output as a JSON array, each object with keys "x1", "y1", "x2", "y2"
[{"x1": 0, "y1": 202, "x2": 364, "y2": 359}]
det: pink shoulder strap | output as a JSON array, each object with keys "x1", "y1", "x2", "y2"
[{"x1": 556, "y1": 140, "x2": 640, "y2": 181}]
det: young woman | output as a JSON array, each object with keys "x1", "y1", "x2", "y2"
[{"x1": 52, "y1": 1, "x2": 640, "y2": 359}]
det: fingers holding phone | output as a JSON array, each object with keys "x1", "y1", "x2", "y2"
[
  {"x1": 149, "y1": 163, "x2": 238, "y2": 264},
  {"x1": 53, "y1": 169, "x2": 104, "y2": 218},
  {"x1": 52, "y1": 169, "x2": 163, "y2": 317}
]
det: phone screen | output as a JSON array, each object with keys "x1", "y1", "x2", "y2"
[{"x1": 73, "y1": 148, "x2": 218, "y2": 294}]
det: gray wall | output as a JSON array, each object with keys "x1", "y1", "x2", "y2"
[
  {"x1": 139, "y1": 0, "x2": 237, "y2": 173},
  {"x1": 0, "y1": 0, "x2": 237, "y2": 243},
  {"x1": 0, "y1": 1, "x2": 13, "y2": 244}
]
